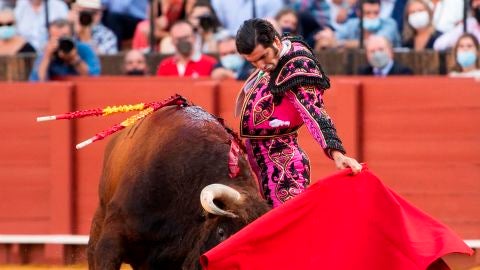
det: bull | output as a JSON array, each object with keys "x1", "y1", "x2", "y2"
[{"x1": 87, "y1": 104, "x2": 270, "y2": 270}]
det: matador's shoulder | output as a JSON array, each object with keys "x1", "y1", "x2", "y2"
[{"x1": 268, "y1": 36, "x2": 330, "y2": 95}]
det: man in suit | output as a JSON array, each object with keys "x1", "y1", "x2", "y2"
[{"x1": 358, "y1": 35, "x2": 413, "y2": 76}]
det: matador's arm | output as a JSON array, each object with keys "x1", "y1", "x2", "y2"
[{"x1": 285, "y1": 85, "x2": 345, "y2": 159}]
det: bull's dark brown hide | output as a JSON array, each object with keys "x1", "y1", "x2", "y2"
[{"x1": 87, "y1": 105, "x2": 270, "y2": 270}]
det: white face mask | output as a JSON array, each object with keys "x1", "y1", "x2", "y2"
[{"x1": 408, "y1": 10, "x2": 430, "y2": 30}]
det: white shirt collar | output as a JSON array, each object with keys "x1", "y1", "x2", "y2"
[{"x1": 279, "y1": 40, "x2": 292, "y2": 58}]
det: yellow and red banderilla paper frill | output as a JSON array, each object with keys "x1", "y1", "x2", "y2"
[
  {"x1": 36, "y1": 95, "x2": 186, "y2": 149},
  {"x1": 201, "y1": 165, "x2": 473, "y2": 270}
]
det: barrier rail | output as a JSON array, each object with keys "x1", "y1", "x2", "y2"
[{"x1": 0, "y1": 235, "x2": 88, "y2": 245}]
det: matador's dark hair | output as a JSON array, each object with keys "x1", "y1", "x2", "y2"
[{"x1": 235, "y1": 19, "x2": 280, "y2": 55}]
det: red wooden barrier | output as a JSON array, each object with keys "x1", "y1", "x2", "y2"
[
  {"x1": 358, "y1": 76, "x2": 480, "y2": 240},
  {"x1": 0, "y1": 82, "x2": 74, "y2": 263}
]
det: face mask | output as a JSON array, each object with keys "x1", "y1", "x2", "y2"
[
  {"x1": 220, "y1": 54, "x2": 244, "y2": 71},
  {"x1": 0, "y1": 25, "x2": 16, "y2": 40},
  {"x1": 126, "y1": 69, "x2": 146, "y2": 76},
  {"x1": 369, "y1": 50, "x2": 390, "y2": 68},
  {"x1": 363, "y1": 17, "x2": 381, "y2": 32},
  {"x1": 176, "y1": 39, "x2": 193, "y2": 57},
  {"x1": 408, "y1": 11, "x2": 430, "y2": 29},
  {"x1": 456, "y1": 50, "x2": 477, "y2": 68}
]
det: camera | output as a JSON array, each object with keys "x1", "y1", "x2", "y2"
[
  {"x1": 57, "y1": 37, "x2": 76, "y2": 54},
  {"x1": 79, "y1": 10, "x2": 94, "y2": 26},
  {"x1": 198, "y1": 14, "x2": 216, "y2": 32}
]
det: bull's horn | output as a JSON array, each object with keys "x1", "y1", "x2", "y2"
[{"x1": 200, "y1": 184, "x2": 242, "y2": 218}]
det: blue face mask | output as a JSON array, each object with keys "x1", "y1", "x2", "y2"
[
  {"x1": 0, "y1": 25, "x2": 16, "y2": 40},
  {"x1": 363, "y1": 17, "x2": 381, "y2": 32},
  {"x1": 220, "y1": 54, "x2": 244, "y2": 72},
  {"x1": 370, "y1": 50, "x2": 390, "y2": 68},
  {"x1": 456, "y1": 51, "x2": 477, "y2": 68}
]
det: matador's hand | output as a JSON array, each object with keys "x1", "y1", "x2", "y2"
[{"x1": 331, "y1": 150, "x2": 362, "y2": 175}]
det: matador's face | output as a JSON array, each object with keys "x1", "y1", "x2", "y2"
[{"x1": 241, "y1": 37, "x2": 281, "y2": 73}]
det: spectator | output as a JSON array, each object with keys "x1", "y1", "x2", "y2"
[
  {"x1": 15, "y1": 0, "x2": 69, "y2": 51},
  {"x1": 357, "y1": 35, "x2": 413, "y2": 75},
  {"x1": 69, "y1": 0, "x2": 118, "y2": 55},
  {"x1": 0, "y1": 8, "x2": 36, "y2": 55},
  {"x1": 433, "y1": 0, "x2": 480, "y2": 51},
  {"x1": 431, "y1": 0, "x2": 464, "y2": 33},
  {"x1": 102, "y1": 0, "x2": 148, "y2": 50},
  {"x1": 156, "y1": 20, "x2": 216, "y2": 77},
  {"x1": 157, "y1": 1, "x2": 223, "y2": 54},
  {"x1": 327, "y1": 0, "x2": 407, "y2": 32},
  {"x1": 317, "y1": 0, "x2": 357, "y2": 50},
  {"x1": 284, "y1": 0, "x2": 331, "y2": 42},
  {"x1": 327, "y1": 0, "x2": 357, "y2": 30},
  {"x1": 29, "y1": 19, "x2": 101, "y2": 81},
  {"x1": 313, "y1": 27, "x2": 338, "y2": 50},
  {"x1": 211, "y1": 35, "x2": 254, "y2": 80},
  {"x1": 336, "y1": 0, "x2": 401, "y2": 48},
  {"x1": 187, "y1": 2, "x2": 221, "y2": 54},
  {"x1": 449, "y1": 33, "x2": 480, "y2": 78},
  {"x1": 211, "y1": 0, "x2": 284, "y2": 36},
  {"x1": 274, "y1": 8, "x2": 299, "y2": 35},
  {"x1": 123, "y1": 49, "x2": 148, "y2": 75},
  {"x1": 402, "y1": 0, "x2": 442, "y2": 50},
  {"x1": 131, "y1": 0, "x2": 188, "y2": 52}
]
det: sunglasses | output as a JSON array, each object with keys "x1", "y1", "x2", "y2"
[{"x1": 0, "y1": 22, "x2": 14, "y2": 27}]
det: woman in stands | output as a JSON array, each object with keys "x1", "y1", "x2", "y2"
[
  {"x1": 449, "y1": 33, "x2": 480, "y2": 78},
  {"x1": 402, "y1": 0, "x2": 442, "y2": 51},
  {"x1": 0, "y1": 8, "x2": 35, "y2": 55}
]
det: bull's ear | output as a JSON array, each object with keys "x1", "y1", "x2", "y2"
[{"x1": 200, "y1": 184, "x2": 241, "y2": 218}]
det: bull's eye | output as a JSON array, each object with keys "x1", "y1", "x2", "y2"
[{"x1": 217, "y1": 227, "x2": 226, "y2": 240}]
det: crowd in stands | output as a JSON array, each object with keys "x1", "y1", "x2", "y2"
[{"x1": 0, "y1": 0, "x2": 478, "y2": 80}]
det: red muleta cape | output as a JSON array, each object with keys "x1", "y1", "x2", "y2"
[{"x1": 201, "y1": 166, "x2": 473, "y2": 270}]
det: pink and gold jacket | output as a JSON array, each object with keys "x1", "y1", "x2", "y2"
[{"x1": 235, "y1": 36, "x2": 345, "y2": 207}]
